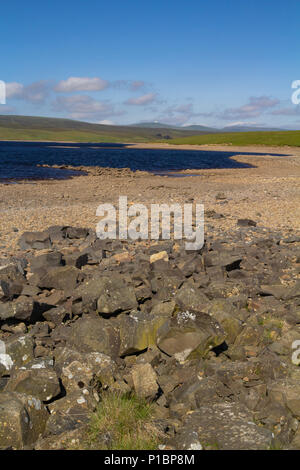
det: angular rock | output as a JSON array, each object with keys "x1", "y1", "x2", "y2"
[
  {"x1": 0, "y1": 392, "x2": 49, "y2": 449},
  {"x1": 118, "y1": 310, "x2": 168, "y2": 356},
  {"x1": 18, "y1": 231, "x2": 52, "y2": 250},
  {"x1": 237, "y1": 219, "x2": 257, "y2": 227},
  {"x1": 157, "y1": 309, "x2": 226, "y2": 361},
  {"x1": 42, "y1": 306, "x2": 69, "y2": 325},
  {"x1": 0, "y1": 296, "x2": 37, "y2": 322},
  {"x1": 4, "y1": 334, "x2": 35, "y2": 371},
  {"x1": 131, "y1": 363, "x2": 158, "y2": 400},
  {"x1": 66, "y1": 316, "x2": 120, "y2": 358},
  {"x1": 37, "y1": 266, "x2": 83, "y2": 295},
  {"x1": 175, "y1": 281, "x2": 210, "y2": 311},
  {"x1": 29, "y1": 251, "x2": 62, "y2": 273},
  {"x1": 46, "y1": 390, "x2": 96, "y2": 436},
  {"x1": 66, "y1": 227, "x2": 89, "y2": 239},
  {"x1": 150, "y1": 251, "x2": 169, "y2": 264},
  {"x1": 97, "y1": 277, "x2": 137, "y2": 316},
  {"x1": 5, "y1": 364, "x2": 60, "y2": 402},
  {"x1": 178, "y1": 402, "x2": 273, "y2": 450}
]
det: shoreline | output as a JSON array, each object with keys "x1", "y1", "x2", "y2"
[{"x1": 0, "y1": 144, "x2": 299, "y2": 257}]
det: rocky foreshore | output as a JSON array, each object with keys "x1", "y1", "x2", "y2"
[{"x1": 0, "y1": 223, "x2": 300, "y2": 450}]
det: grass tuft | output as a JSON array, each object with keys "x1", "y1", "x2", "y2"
[{"x1": 80, "y1": 392, "x2": 162, "y2": 450}]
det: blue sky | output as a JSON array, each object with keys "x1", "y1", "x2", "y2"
[{"x1": 1, "y1": 0, "x2": 300, "y2": 128}]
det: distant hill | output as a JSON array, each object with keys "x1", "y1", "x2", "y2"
[
  {"x1": 130, "y1": 122, "x2": 217, "y2": 132},
  {"x1": 0, "y1": 115, "x2": 209, "y2": 143},
  {"x1": 129, "y1": 121, "x2": 176, "y2": 129},
  {"x1": 221, "y1": 125, "x2": 284, "y2": 133},
  {"x1": 0, "y1": 115, "x2": 294, "y2": 145},
  {"x1": 183, "y1": 124, "x2": 217, "y2": 132},
  {"x1": 130, "y1": 121, "x2": 287, "y2": 133}
]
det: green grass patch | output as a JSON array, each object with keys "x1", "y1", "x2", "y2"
[
  {"x1": 78, "y1": 393, "x2": 162, "y2": 450},
  {"x1": 171, "y1": 131, "x2": 300, "y2": 147}
]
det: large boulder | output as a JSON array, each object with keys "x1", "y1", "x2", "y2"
[
  {"x1": 74, "y1": 274, "x2": 137, "y2": 315},
  {"x1": 18, "y1": 231, "x2": 51, "y2": 250},
  {"x1": 66, "y1": 316, "x2": 120, "y2": 358},
  {"x1": 54, "y1": 347, "x2": 117, "y2": 393},
  {"x1": 29, "y1": 251, "x2": 62, "y2": 273},
  {"x1": 37, "y1": 266, "x2": 83, "y2": 295},
  {"x1": 157, "y1": 309, "x2": 226, "y2": 361}
]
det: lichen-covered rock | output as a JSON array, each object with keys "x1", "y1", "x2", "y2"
[
  {"x1": 5, "y1": 360, "x2": 60, "y2": 402},
  {"x1": 179, "y1": 402, "x2": 274, "y2": 450},
  {"x1": 4, "y1": 334, "x2": 35, "y2": 370},
  {"x1": 118, "y1": 310, "x2": 168, "y2": 356},
  {"x1": 208, "y1": 299, "x2": 243, "y2": 344}
]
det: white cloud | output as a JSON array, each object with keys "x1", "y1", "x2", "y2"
[
  {"x1": 5, "y1": 82, "x2": 24, "y2": 99},
  {"x1": 125, "y1": 93, "x2": 157, "y2": 106},
  {"x1": 55, "y1": 77, "x2": 109, "y2": 92},
  {"x1": 5, "y1": 80, "x2": 50, "y2": 104}
]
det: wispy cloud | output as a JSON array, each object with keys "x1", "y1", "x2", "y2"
[
  {"x1": 156, "y1": 102, "x2": 201, "y2": 125},
  {"x1": 219, "y1": 96, "x2": 279, "y2": 120},
  {"x1": 55, "y1": 77, "x2": 109, "y2": 92},
  {"x1": 124, "y1": 93, "x2": 157, "y2": 106},
  {"x1": 130, "y1": 80, "x2": 145, "y2": 91},
  {"x1": 271, "y1": 107, "x2": 300, "y2": 116},
  {"x1": 52, "y1": 94, "x2": 124, "y2": 120}
]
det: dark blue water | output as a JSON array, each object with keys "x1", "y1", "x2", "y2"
[{"x1": 0, "y1": 141, "x2": 289, "y2": 181}]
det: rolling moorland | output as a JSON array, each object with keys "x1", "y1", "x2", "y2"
[{"x1": 0, "y1": 115, "x2": 300, "y2": 146}]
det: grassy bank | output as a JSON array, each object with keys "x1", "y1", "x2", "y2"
[{"x1": 171, "y1": 130, "x2": 300, "y2": 147}]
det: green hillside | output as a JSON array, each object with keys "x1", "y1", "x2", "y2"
[{"x1": 171, "y1": 131, "x2": 300, "y2": 147}]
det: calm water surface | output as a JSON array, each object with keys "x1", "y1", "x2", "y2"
[{"x1": 0, "y1": 141, "x2": 288, "y2": 181}]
